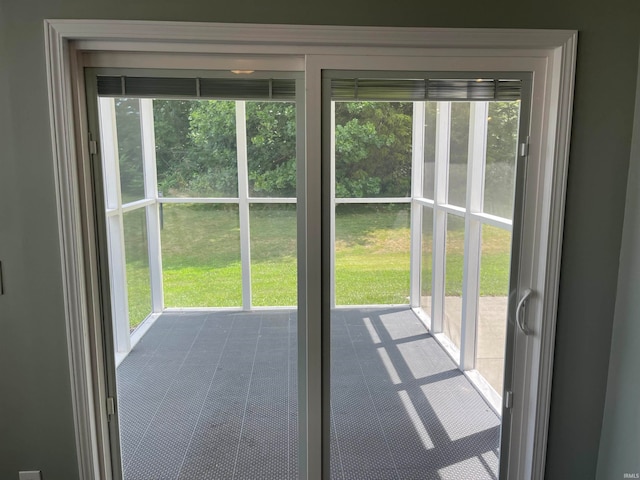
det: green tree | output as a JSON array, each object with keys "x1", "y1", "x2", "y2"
[
  {"x1": 152, "y1": 100, "x2": 298, "y2": 197},
  {"x1": 487, "y1": 101, "x2": 520, "y2": 164},
  {"x1": 148, "y1": 97, "x2": 519, "y2": 203},
  {"x1": 153, "y1": 99, "x2": 195, "y2": 195},
  {"x1": 246, "y1": 102, "x2": 297, "y2": 197},
  {"x1": 485, "y1": 101, "x2": 520, "y2": 217},
  {"x1": 449, "y1": 102, "x2": 470, "y2": 165},
  {"x1": 115, "y1": 98, "x2": 145, "y2": 202},
  {"x1": 334, "y1": 102, "x2": 413, "y2": 197},
  {"x1": 185, "y1": 100, "x2": 238, "y2": 196}
]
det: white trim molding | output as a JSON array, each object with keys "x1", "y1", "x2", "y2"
[
  {"x1": 44, "y1": 19, "x2": 577, "y2": 480},
  {"x1": 530, "y1": 31, "x2": 578, "y2": 480},
  {"x1": 49, "y1": 19, "x2": 576, "y2": 52},
  {"x1": 45, "y1": 22, "x2": 102, "y2": 480}
]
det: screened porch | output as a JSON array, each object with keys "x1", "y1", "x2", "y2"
[{"x1": 96, "y1": 73, "x2": 521, "y2": 479}]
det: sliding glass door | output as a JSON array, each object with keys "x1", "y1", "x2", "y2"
[
  {"x1": 86, "y1": 63, "x2": 533, "y2": 479},
  {"x1": 88, "y1": 70, "x2": 303, "y2": 480},
  {"x1": 324, "y1": 73, "x2": 530, "y2": 479}
]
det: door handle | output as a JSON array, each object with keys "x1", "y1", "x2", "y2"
[{"x1": 516, "y1": 288, "x2": 533, "y2": 335}]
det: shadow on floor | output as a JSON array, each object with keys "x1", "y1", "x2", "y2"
[{"x1": 116, "y1": 307, "x2": 500, "y2": 480}]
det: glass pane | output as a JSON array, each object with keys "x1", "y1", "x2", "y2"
[
  {"x1": 109, "y1": 90, "x2": 301, "y2": 480},
  {"x1": 153, "y1": 99, "x2": 198, "y2": 196},
  {"x1": 420, "y1": 206, "x2": 434, "y2": 319},
  {"x1": 335, "y1": 204, "x2": 410, "y2": 305},
  {"x1": 154, "y1": 99, "x2": 238, "y2": 198},
  {"x1": 334, "y1": 102, "x2": 413, "y2": 198},
  {"x1": 328, "y1": 85, "x2": 503, "y2": 480},
  {"x1": 115, "y1": 98, "x2": 146, "y2": 203},
  {"x1": 122, "y1": 208, "x2": 151, "y2": 330},
  {"x1": 422, "y1": 102, "x2": 437, "y2": 199},
  {"x1": 484, "y1": 101, "x2": 521, "y2": 219},
  {"x1": 246, "y1": 102, "x2": 297, "y2": 197},
  {"x1": 477, "y1": 224, "x2": 512, "y2": 394},
  {"x1": 250, "y1": 203, "x2": 297, "y2": 306},
  {"x1": 161, "y1": 203, "x2": 241, "y2": 307},
  {"x1": 444, "y1": 213, "x2": 465, "y2": 351},
  {"x1": 447, "y1": 102, "x2": 470, "y2": 208}
]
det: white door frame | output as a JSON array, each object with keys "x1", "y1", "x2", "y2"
[{"x1": 44, "y1": 20, "x2": 576, "y2": 480}]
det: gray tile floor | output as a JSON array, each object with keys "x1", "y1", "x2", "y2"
[{"x1": 116, "y1": 307, "x2": 500, "y2": 480}]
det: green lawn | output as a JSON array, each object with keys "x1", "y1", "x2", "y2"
[
  {"x1": 122, "y1": 209, "x2": 152, "y2": 331},
  {"x1": 122, "y1": 204, "x2": 511, "y2": 328},
  {"x1": 335, "y1": 205, "x2": 411, "y2": 304}
]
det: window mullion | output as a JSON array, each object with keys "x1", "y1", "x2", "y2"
[
  {"x1": 99, "y1": 98, "x2": 120, "y2": 211},
  {"x1": 431, "y1": 101, "x2": 451, "y2": 334},
  {"x1": 139, "y1": 99, "x2": 164, "y2": 313},
  {"x1": 99, "y1": 97, "x2": 131, "y2": 354},
  {"x1": 107, "y1": 217, "x2": 130, "y2": 354},
  {"x1": 236, "y1": 101, "x2": 252, "y2": 311},
  {"x1": 460, "y1": 102, "x2": 488, "y2": 370},
  {"x1": 410, "y1": 102, "x2": 426, "y2": 308}
]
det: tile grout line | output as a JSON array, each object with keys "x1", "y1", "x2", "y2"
[
  {"x1": 119, "y1": 314, "x2": 184, "y2": 473},
  {"x1": 119, "y1": 309, "x2": 500, "y2": 478},
  {"x1": 329, "y1": 403, "x2": 345, "y2": 480},
  {"x1": 346, "y1": 309, "x2": 401, "y2": 479},
  {"x1": 175, "y1": 312, "x2": 237, "y2": 479},
  {"x1": 369, "y1": 308, "x2": 499, "y2": 474},
  {"x1": 118, "y1": 315, "x2": 176, "y2": 398},
  {"x1": 287, "y1": 312, "x2": 293, "y2": 478},
  {"x1": 124, "y1": 315, "x2": 208, "y2": 478},
  {"x1": 370, "y1": 309, "x2": 452, "y2": 472},
  {"x1": 329, "y1": 312, "x2": 347, "y2": 480},
  {"x1": 477, "y1": 452, "x2": 499, "y2": 480},
  {"x1": 231, "y1": 313, "x2": 263, "y2": 480}
]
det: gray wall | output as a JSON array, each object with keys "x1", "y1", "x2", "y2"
[
  {"x1": 0, "y1": 3, "x2": 80, "y2": 479},
  {"x1": 596, "y1": 49, "x2": 640, "y2": 479},
  {"x1": 0, "y1": 0, "x2": 639, "y2": 479}
]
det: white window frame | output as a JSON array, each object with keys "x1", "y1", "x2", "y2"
[
  {"x1": 407, "y1": 98, "x2": 522, "y2": 412},
  {"x1": 329, "y1": 96, "x2": 516, "y2": 396},
  {"x1": 98, "y1": 97, "x2": 165, "y2": 359},
  {"x1": 99, "y1": 95, "x2": 301, "y2": 359},
  {"x1": 44, "y1": 20, "x2": 576, "y2": 480}
]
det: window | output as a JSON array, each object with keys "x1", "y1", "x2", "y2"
[{"x1": 96, "y1": 74, "x2": 302, "y2": 354}]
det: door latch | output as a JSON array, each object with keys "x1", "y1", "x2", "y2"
[{"x1": 516, "y1": 289, "x2": 533, "y2": 335}]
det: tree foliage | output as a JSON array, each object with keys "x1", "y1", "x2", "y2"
[
  {"x1": 114, "y1": 98, "x2": 145, "y2": 202},
  {"x1": 153, "y1": 100, "x2": 196, "y2": 195},
  {"x1": 151, "y1": 100, "x2": 297, "y2": 197},
  {"x1": 487, "y1": 101, "x2": 520, "y2": 164},
  {"x1": 113, "y1": 97, "x2": 520, "y2": 202},
  {"x1": 187, "y1": 100, "x2": 238, "y2": 196},
  {"x1": 246, "y1": 102, "x2": 297, "y2": 196},
  {"x1": 334, "y1": 102, "x2": 413, "y2": 197}
]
